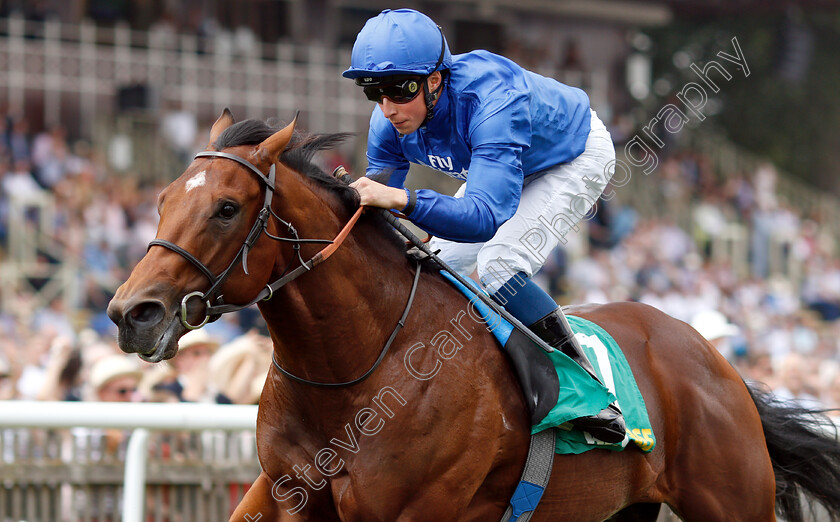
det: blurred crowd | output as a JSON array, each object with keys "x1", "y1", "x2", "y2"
[
  {"x1": 0, "y1": 109, "x2": 275, "y2": 414},
  {"x1": 541, "y1": 150, "x2": 840, "y2": 412},
  {"x1": 1, "y1": 103, "x2": 839, "y2": 419}
]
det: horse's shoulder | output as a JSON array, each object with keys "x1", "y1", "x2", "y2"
[{"x1": 418, "y1": 267, "x2": 481, "y2": 302}]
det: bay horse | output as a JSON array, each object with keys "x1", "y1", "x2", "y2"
[{"x1": 107, "y1": 110, "x2": 840, "y2": 521}]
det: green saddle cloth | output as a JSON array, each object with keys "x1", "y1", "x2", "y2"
[
  {"x1": 533, "y1": 314, "x2": 655, "y2": 455},
  {"x1": 438, "y1": 272, "x2": 654, "y2": 455}
]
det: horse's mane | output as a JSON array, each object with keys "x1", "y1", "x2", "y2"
[
  {"x1": 213, "y1": 119, "x2": 406, "y2": 252},
  {"x1": 213, "y1": 119, "x2": 360, "y2": 209}
]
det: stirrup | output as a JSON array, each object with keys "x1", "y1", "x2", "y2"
[
  {"x1": 569, "y1": 408, "x2": 626, "y2": 444},
  {"x1": 529, "y1": 308, "x2": 626, "y2": 442}
]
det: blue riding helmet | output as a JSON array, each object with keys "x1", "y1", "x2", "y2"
[{"x1": 342, "y1": 9, "x2": 452, "y2": 79}]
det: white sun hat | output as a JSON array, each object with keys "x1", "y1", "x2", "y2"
[
  {"x1": 690, "y1": 310, "x2": 740, "y2": 341},
  {"x1": 89, "y1": 355, "x2": 143, "y2": 390},
  {"x1": 177, "y1": 329, "x2": 221, "y2": 353}
]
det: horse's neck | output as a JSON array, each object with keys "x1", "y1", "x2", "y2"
[{"x1": 259, "y1": 177, "x2": 412, "y2": 384}]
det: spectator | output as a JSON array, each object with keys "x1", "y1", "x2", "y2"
[
  {"x1": 203, "y1": 313, "x2": 246, "y2": 345},
  {"x1": 30, "y1": 125, "x2": 69, "y2": 189},
  {"x1": 87, "y1": 354, "x2": 144, "y2": 455},
  {"x1": 3, "y1": 158, "x2": 44, "y2": 202},
  {"x1": 37, "y1": 335, "x2": 83, "y2": 401},
  {"x1": 31, "y1": 297, "x2": 76, "y2": 342},
  {"x1": 160, "y1": 99, "x2": 198, "y2": 166},
  {"x1": 15, "y1": 330, "x2": 55, "y2": 400},
  {"x1": 7, "y1": 117, "x2": 30, "y2": 163},
  {"x1": 209, "y1": 331, "x2": 272, "y2": 405},
  {"x1": 587, "y1": 193, "x2": 637, "y2": 251},
  {"x1": 772, "y1": 353, "x2": 822, "y2": 409},
  {"x1": 89, "y1": 355, "x2": 143, "y2": 403},
  {"x1": 690, "y1": 309, "x2": 740, "y2": 361},
  {"x1": 138, "y1": 366, "x2": 181, "y2": 403},
  {"x1": 825, "y1": 369, "x2": 840, "y2": 410},
  {"x1": 171, "y1": 329, "x2": 220, "y2": 403},
  {"x1": 0, "y1": 354, "x2": 15, "y2": 400}
]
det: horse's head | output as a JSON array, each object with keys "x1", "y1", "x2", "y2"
[{"x1": 107, "y1": 109, "x2": 298, "y2": 362}]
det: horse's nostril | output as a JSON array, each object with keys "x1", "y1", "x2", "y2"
[{"x1": 127, "y1": 301, "x2": 165, "y2": 327}]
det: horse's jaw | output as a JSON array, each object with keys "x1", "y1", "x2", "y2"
[
  {"x1": 116, "y1": 314, "x2": 184, "y2": 363},
  {"x1": 141, "y1": 316, "x2": 183, "y2": 362}
]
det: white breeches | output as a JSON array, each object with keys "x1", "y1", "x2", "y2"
[{"x1": 429, "y1": 109, "x2": 616, "y2": 293}]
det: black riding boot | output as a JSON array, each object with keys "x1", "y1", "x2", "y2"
[{"x1": 529, "y1": 308, "x2": 626, "y2": 444}]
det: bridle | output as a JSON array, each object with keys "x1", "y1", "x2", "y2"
[
  {"x1": 148, "y1": 150, "x2": 363, "y2": 330},
  {"x1": 148, "y1": 149, "x2": 422, "y2": 388}
]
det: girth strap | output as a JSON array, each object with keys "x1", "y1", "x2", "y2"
[{"x1": 501, "y1": 429, "x2": 556, "y2": 522}]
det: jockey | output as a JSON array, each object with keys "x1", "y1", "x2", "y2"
[{"x1": 344, "y1": 8, "x2": 625, "y2": 444}]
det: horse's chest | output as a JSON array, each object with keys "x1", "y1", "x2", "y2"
[
  {"x1": 259, "y1": 429, "x2": 411, "y2": 519},
  {"x1": 258, "y1": 400, "x2": 414, "y2": 515}
]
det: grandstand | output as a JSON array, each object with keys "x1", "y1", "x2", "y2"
[
  {"x1": 0, "y1": 0, "x2": 655, "y2": 317},
  {"x1": 1, "y1": 1, "x2": 839, "y2": 520}
]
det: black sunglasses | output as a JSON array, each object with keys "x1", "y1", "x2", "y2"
[{"x1": 360, "y1": 77, "x2": 424, "y2": 104}]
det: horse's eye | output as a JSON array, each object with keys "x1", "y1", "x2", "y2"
[{"x1": 219, "y1": 202, "x2": 237, "y2": 219}]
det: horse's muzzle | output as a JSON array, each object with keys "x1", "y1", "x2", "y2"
[
  {"x1": 107, "y1": 297, "x2": 165, "y2": 332},
  {"x1": 107, "y1": 297, "x2": 177, "y2": 360}
]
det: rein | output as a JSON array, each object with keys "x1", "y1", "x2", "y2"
[
  {"x1": 148, "y1": 151, "x2": 363, "y2": 329},
  {"x1": 151, "y1": 150, "x2": 422, "y2": 388},
  {"x1": 271, "y1": 259, "x2": 421, "y2": 387},
  {"x1": 151, "y1": 149, "x2": 550, "y2": 390}
]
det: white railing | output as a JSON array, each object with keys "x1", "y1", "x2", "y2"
[
  {"x1": 1, "y1": 400, "x2": 836, "y2": 522},
  {"x1": 0, "y1": 14, "x2": 370, "y2": 141},
  {"x1": 0, "y1": 401, "x2": 258, "y2": 522},
  {"x1": 0, "y1": 14, "x2": 610, "y2": 170}
]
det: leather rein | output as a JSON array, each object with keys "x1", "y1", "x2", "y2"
[
  {"x1": 148, "y1": 150, "x2": 421, "y2": 388},
  {"x1": 149, "y1": 151, "x2": 363, "y2": 328}
]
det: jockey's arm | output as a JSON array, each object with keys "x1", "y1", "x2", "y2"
[
  {"x1": 353, "y1": 90, "x2": 530, "y2": 243},
  {"x1": 352, "y1": 145, "x2": 525, "y2": 243},
  {"x1": 403, "y1": 91, "x2": 530, "y2": 242}
]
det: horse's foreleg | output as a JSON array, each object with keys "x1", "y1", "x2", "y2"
[
  {"x1": 606, "y1": 503, "x2": 662, "y2": 521},
  {"x1": 230, "y1": 473, "x2": 286, "y2": 522}
]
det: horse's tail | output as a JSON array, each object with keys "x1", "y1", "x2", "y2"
[{"x1": 746, "y1": 381, "x2": 840, "y2": 522}]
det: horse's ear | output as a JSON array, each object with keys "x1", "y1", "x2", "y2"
[
  {"x1": 206, "y1": 108, "x2": 235, "y2": 149},
  {"x1": 256, "y1": 113, "x2": 298, "y2": 163}
]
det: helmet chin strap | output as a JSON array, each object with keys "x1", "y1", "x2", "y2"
[
  {"x1": 421, "y1": 75, "x2": 444, "y2": 125},
  {"x1": 420, "y1": 25, "x2": 447, "y2": 126}
]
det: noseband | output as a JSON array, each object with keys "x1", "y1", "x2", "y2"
[{"x1": 148, "y1": 151, "x2": 363, "y2": 329}]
